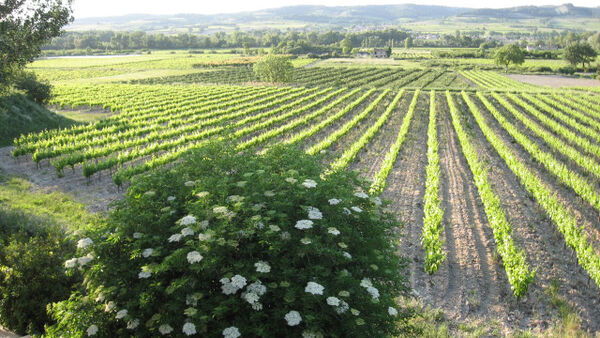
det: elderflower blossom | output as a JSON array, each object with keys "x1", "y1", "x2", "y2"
[
  {"x1": 87, "y1": 324, "x2": 98, "y2": 336},
  {"x1": 159, "y1": 324, "x2": 173, "y2": 335},
  {"x1": 252, "y1": 302, "x2": 263, "y2": 311},
  {"x1": 295, "y1": 219, "x2": 313, "y2": 230},
  {"x1": 302, "y1": 331, "x2": 323, "y2": 338},
  {"x1": 127, "y1": 319, "x2": 139, "y2": 329},
  {"x1": 327, "y1": 227, "x2": 340, "y2": 236},
  {"x1": 388, "y1": 307, "x2": 398, "y2": 316},
  {"x1": 182, "y1": 322, "x2": 196, "y2": 336},
  {"x1": 168, "y1": 234, "x2": 183, "y2": 242},
  {"x1": 264, "y1": 190, "x2": 276, "y2": 197},
  {"x1": 142, "y1": 248, "x2": 154, "y2": 258},
  {"x1": 300, "y1": 237, "x2": 312, "y2": 245},
  {"x1": 133, "y1": 232, "x2": 143, "y2": 239},
  {"x1": 196, "y1": 191, "x2": 209, "y2": 198},
  {"x1": 247, "y1": 281, "x2": 267, "y2": 296},
  {"x1": 307, "y1": 206, "x2": 323, "y2": 220},
  {"x1": 285, "y1": 311, "x2": 302, "y2": 326},
  {"x1": 328, "y1": 198, "x2": 341, "y2": 205},
  {"x1": 351, "y1": 206, "x2": 363, "y2": 213},
  {"x1": 336, "y1": 301, "x2": 349, "y2": 314},
  {"x1": 77, "y1": 254, "x2": 94, "y2": 266},
  {"x1": 354, "y1": 192, "x2": 369, "y2": 199},
  {"x1": 285, "y1": 177, "x2": 298, "y2": 184},
  {"x1": 199, "y1": 220, "x2": 209, "y2": 230},
  {"x1": 198, "y1": 233, "x2": 211, "y2": 241},
  {"x1": 77, "y1": 237, "x2": 93, "y2": 249},
  {"x1": 302, "y1": 179, "x2": 317, "y2": 188},
  {"x1": 372, "y1": 196, "x2": 382, "y2": 206},
  {"x1": 305, "y1": 282, "x2": 324, "y2": 295},
  {"x1": 343, "y1": 251, "x2": 352, "y2": 259},
  {"x1": 64, "y1": 258, "x2": 77, "y2": 268},
  {"x1": 326, "y1": 297, "x2": 340, "y2": 306},
  {"x1": 138, "y1": 270, "x2": 151, "y2": 279},
  {"x1": 242, "y1": 292, "x2": 260, "y2": 304},
  {"x1": 254, "y1": 261, "x2": 271, "y2": 273},
  {"x1": 220, "y1": 275, "x2": 247, "y2": 295},
  {"x1": 228, "y1": 195, "x2": 245, "y2": 202},
  {"x1": 351, "y1": 308, "x2": 360, "y2": 316},
  {"x1": 167, "y1": 196, "x2": 176, "y2": 202},
  {"x1": 115, "y1": 309, "x2": 128, "y2": 320},
  {"x1": 343, "y1": 207, "x2": 352, "y2": 215},
  {"x1": 104, "y1": 301, "x2": 116, "y2": 312},
  {"x1": 366, "y1": 286, "x2": 380, "y2": 299},
  {"x1": 184, "y1": 181, "x2": 195, "y2": 187},
  {"x1": 187, "y1": 251, "x2": 203, "y2": 264},
  {"x1": 180, "y1": 215, "x2": 196, "y2": 226},
  {"x1": 223, "y1": 327, "x2": 241, "y2": 338},
  {"x1": 181, "y1": 227, "x2": 195, "y2": 237}
]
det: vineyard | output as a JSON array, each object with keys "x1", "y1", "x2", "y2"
[{"x1": 5, "y1": 61, "x2": 600, "y2": 332}]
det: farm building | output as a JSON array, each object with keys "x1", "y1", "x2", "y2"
[
  {"x1": 373, "y1": 48, "x2": 388, "y2": 58},
  {"x1": 356, "y1": 51, "x2": 371, "y2": 57}
]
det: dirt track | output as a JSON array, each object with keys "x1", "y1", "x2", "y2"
[{"x1": 508, "y1": 74, "x2": 600, "y2": 88}]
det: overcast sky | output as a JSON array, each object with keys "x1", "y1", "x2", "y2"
[{"x1": 72, "y1": 0, "x2": 600, "y2": 18}]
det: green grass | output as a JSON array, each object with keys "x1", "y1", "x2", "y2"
[
  {"x1": 0, "y1": 175, "x2": 101, "y2": 231},
  {"x1": 0, "y1": 94, "x2": 76, "y2": 146},
  {"x1": 53, "y1": 109, "x2": 111, "y2": 123}
]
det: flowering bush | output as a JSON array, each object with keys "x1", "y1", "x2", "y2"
[
  {"x1": 0, "y1": 207, "x2": 79, "y2": 335},
  {"x1": 46, "y1": 143, "x2": 410, "y2": 337}
]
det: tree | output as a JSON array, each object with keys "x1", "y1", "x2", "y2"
[
  {"x1": 589, "y1": 32, "x2": 600, "y2": 52},
  {"x1": 564, "y1": 41, "x2": 597, "y2": 70},
  {"x1": 0, "y1": 0, "x2": 73, "y2": 91},
  {"x1": 494, "y1": 44, "x2": 525, "y2": 73},
  {"x1": 404, "y1": 37, "x2": 413, "y2": 49},
  {"x1": 253, "y1": 54, "x2": 293, "y2": 83},
  {"x1": 341, "y1": 37, "x2": 353, "y2": 55}
]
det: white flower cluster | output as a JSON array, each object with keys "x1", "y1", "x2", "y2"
[
  {"x1": 254, "y1": 261, "x2": 271, "y2": 273},
  {"x1": 77, "y1": 237, "x2": 94, "y2": 249},
  {"x1": 360, "y1": 278, "x2": 380, "y2": 299},
  {"x1": 285, "y1": 177, "x2": 298, "y2": 184},
  {"x1": 138, "y1": 266, "x2": 151, "y2": 279},
  {"x1": 187, "y1": 251, "x2": 203, "y2": 264},
  {"x1": 221, "y1": 275, "x2": 247, "y2": 295},
  {"x1": 184, "y1": 181, "x2": 195, "y2": 187},
  {"x1": 127, "y1": 319, "x2": 139, "y2": 329},
  {"x1": 327, "y1": 227, "x2": 340, "y2": 236},
  {"x1": 264, "y1": 190, "x2": 276, "y2": 197},
  {"x1": 180, "y1": 215, "x2": 197, "y2": 226},
  {"x1": 181, "y1": 227, "x2": 195, "y2": 237},
  {"x1": 302, "y1": 330, "x2": 324, "y2": 338},
  {"x1": 104, "y1": 301, "x2": 116, "y2": 312},
  {"x1": 295, "y1": 219, "x2": 313, "y2": 230},
  {"x1": 65, "y1": 253, "x2": 95, "y2": 268},
  {"x1": 328, "y1": 198, "x2": 341, "y2": 205},
  {"x1": 115, "y1": 309, "x2": 128, "y2": 319},
  {"x1": 388, "y1": 306, "x2": 398, "y2": 316},
  {"x1": 167, "y1": 196, "x2": 176, "y2": 202},
  {"x1": 351, "y1": 206, "x2": 363, "y2": 213},
  {"x1": 305, "y1": 281, "x2": 324, "y2": 295},
  {"x1": 284, "y1": 310, "x2": 302, "y2": 326},
  {"x1": 133, "y1": 232, "x2": 143, "y2": 239},
  {"x1": 158, "y1": 324, "x2": 173, "y2": 335},
  {"x1": 213, "y1": 205, "x2": 236, "y2": 218},
  {"x1": 354, "y1": 191, "x2": 369, "y2": 199},
  {"x1": 307, "y1": 206, "x2": 323, "y2": 220},
  {"x1": 182, "y1": 322, "x2": 196, "y2": 336},
  {"x1": 227, "y1": 195, "x2": 245, "y2": 202},
  {"x1": 302, "y1": 179, "x2": 317, "y2": 188},
  {"x1": 168, "y1": 233, "x2": 183, "y2": 242},
  {"x1": 87, "y1": 324, "x2": 98, "y2": 336},
  {"x1": 142, "y1": 248, "x2": 154, "y2": 258},
  {"x1": 326, "y1": 297, "x2": 349, "y2": 314},
  {"x1": 223, "y1": 326, "x2": 241, "y2": 338},
  {"x1": 242, "y1": 280, "x2": 267, "y2": 311}
]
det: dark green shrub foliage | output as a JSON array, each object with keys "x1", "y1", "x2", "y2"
[
  {"x1": 0, "y1": 207, "x2": 78, "y2": 335},
  {"x1": 47, "y1": 143, "x2": 410, "y2": 337},
  {"x1": 13, "y1": 71, "x2": 52, "y2": 104}
]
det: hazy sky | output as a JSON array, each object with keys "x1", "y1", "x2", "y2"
[{"x1": 73, "y1": 0, "x2": 600, "y2": 18}]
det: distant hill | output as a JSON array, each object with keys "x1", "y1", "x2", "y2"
[
  {"x1": 461, "y1": 3, "x2": 600, "y2": 19},
  {"x1": 68, "y1": 3, "x2": 600, "y2": 32}
]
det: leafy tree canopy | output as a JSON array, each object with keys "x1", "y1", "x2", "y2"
[
  {"x1": 564, "y1": 41, "x2": 597, "y2": 70},
  {"x1": 494, "y1": 44, "x2": 525, "y2": 73},
  {"x1": 0, "y1": 0, "x2": 73, "y2": 90},
  {"x1": 253, "y1": 54, "x2": 293, "y2": 83}
]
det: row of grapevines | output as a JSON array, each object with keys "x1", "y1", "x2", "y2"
[
  {"x1": 422, "y1": 90, "x2": 445, "y2": 274},
  {"x1": 452, "y1": 91, "x2": 534, "y2": 297},
  {"x1": 305, "y1": 89, "x2": 389, "y2": 154},
  {"x1": 329, "y1": 90, "x2": 405, "y2": 172},
  {"x1": 491, "y1": 93, "x2": 600, "y2": 213},
  {"x1": 370, "y1": 90, "x2": 421, "y2": 194},
  {"x1": 469, "y1": 92, "x2": 600, "y2": 289}
]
